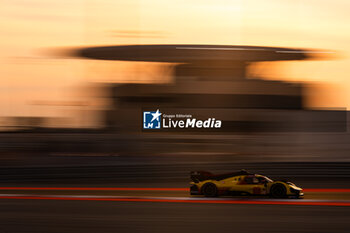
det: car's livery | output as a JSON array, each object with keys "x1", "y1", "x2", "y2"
[{"x1": 190, "y1": 170, "x2": 303, "y2": 198}]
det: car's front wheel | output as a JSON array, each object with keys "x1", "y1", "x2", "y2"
[
  {"x1": 270, "y1": 184, "x2": 287, "y2": 198},
  {"x1": 201, "y1": 183, "x2": 218, "y2": 197}
]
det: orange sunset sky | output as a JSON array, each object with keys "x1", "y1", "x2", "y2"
[{"x1": 0, "y1": 0, "x2": 349, "y2": 127}]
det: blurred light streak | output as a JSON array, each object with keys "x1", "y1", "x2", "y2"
[
  {"x1": 0, "y1": 187, "x2": 349, "y2": 193},
  {"x1": 0, "y1": 194, "x2": 350, "y2": 206},
  {"x1": 0, "y1": 187, "x2": 188, "y2": 191}
]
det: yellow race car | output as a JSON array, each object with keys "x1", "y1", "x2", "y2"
[{"x1": 190, "y1": 170, "x2": 303, "y2": 198}]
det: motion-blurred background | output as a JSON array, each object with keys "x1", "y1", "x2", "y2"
[
  {"x1": 1, "y1": 1, "x2": 350, "y2": 233},
  {"x1": 0, "y1": 0, "x2": 349, "y2": 183}
]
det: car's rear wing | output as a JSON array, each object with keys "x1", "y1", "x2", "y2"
[{"x1": 190, "y1": 171, "x2": 213, "y2": 183}]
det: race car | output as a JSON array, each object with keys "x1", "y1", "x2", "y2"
[{"x1": 190, "y1": 170, "x2": 303, "y2": 198}]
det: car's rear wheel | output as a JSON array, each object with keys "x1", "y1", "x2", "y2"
[
  {"x1": 270, "y1": 184, "x2": 287, "y2": 198},
  {"x1": 202, "y1": 183, "x2": 218, "y2": 197}
]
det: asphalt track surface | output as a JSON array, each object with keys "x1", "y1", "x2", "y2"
[
  {"x1": 0, "y1": 160, "x2": 349, "y2": 232},
  {"x1": 0, "y1": 187, "x2": 349, "y2": 233},
  {"x1": 0, "y1": 198, "x2": 349, "y2": 233}
]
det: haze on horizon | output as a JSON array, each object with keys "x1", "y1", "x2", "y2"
[{"x1": 0, "y1": 0, "x2": 349, "y2": 127}]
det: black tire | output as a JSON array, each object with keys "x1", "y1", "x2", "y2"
[
  {"x1": 270, "y1": 184, "x2": 287, "y2": 198},
  {"x1": 202, "y1": 183, "x2": 218, "y2": 197}
]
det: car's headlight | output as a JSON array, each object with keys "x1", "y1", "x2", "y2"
[{"x1": 289, "y1": 187, "x2": 300, "y2": 194}]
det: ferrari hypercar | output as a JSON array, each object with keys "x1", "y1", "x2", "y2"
[{"x1": 190, "y1": 170, "x2": 303, "y2": 198}]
